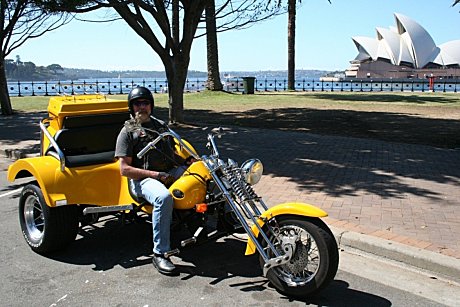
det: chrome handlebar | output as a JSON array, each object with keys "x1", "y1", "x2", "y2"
[
  {"x1": 136, "y1": 126, "x2": 231, "y2": 161},
  {"x1": 136, "y1": 128, "x2": 201, "y2": 160}
]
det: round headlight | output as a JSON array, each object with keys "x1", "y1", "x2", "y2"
[{"x1": 241, "y1": 159, "x2": 263, "y2": 185}]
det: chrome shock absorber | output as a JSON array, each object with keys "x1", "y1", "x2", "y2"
[
  {"x1": 224, "y1": 166, "x2": 247, "y2": 201},
  {"x1": 243, "y1": 181, "x2": 258, "y2": 199}
]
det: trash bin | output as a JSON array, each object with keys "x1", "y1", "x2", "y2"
[{"x1": 242, "y1": 77, "x2": 256, "y2": 94}]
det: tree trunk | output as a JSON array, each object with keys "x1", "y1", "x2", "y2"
[
  {"x1": 112, "y1": 0, "x2": 207, "y2": 123},
  {"x1": 206, "y1": 1, "x2": 223, "y2": 91},
  {"x1": 166, "y1": 0, "x2": 185, "y2": 123},
  {"x1": 287, "y1": 0, "x2": 296, "y2": 91},
  {"x1": 0, "y1": 60, "x2": 13, "y2": 115},
  {"x1": 167, "y1": 62, "x2": 187, "y2": 123}
]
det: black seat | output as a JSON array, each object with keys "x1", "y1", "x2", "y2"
[{"x1": 47, "y1": 112, "x2": 130, "y2": 167}]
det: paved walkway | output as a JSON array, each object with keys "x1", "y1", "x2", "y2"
[
  {"x1": 185, "y1": 126, "x2": 459, "y2": 259},
  {"x1": 1, "y1": 111, "x2": 459, "y2": 266}
]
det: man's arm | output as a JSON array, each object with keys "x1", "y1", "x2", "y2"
[{"x1": 119, "y1": 156, "x2": 168, "y2": 182}]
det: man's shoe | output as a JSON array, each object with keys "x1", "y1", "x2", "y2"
[{"x1": 152, "y1": 254, "x2": 176, "y2": 275}]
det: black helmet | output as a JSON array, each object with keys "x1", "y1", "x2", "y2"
[{"x1": 128, "y1": 86, "x2": 154, "y2": 115}]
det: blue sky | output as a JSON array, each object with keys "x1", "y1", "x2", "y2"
[{"x1": 11, "y1": 0, "x2": 460, "y2": 72}]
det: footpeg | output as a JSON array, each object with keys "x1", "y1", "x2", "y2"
[
  {"x1": 181, "y1": 237, "x2": 197, "y2": 247},
  {"x1": 163, "y1": 248, "x2": 180, "y2": 258},
  {"x1": 180, "y1": 226, "x2": 204, "y2": 247}
]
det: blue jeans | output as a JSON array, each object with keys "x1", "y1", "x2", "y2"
[{"x1": 131, "y1": 166, "x2": 186, "y2": 255}]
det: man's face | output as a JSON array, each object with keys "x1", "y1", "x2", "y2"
[{"x1": 132, "y1": 99, "x2": 152, "y2": 123}]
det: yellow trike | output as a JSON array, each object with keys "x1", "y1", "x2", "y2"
[{"x1": 8, "y1": 95, "x2": 338, "y2": 298}]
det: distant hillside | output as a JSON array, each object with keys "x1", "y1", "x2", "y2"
[
  {"x1": 6, "y1": 57, "x2": 336, "y2": 81},
  {"x1": 221, "y1": 69, "x2": 333, "y2": 79},
  {"x1": 62, "y1": 68, "x2": 335, "y2": 80},
  {"x1": 61, "y1": 68, "x2": 207, "y2": 80}
]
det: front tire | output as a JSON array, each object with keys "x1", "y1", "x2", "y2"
[
  {"x1": 19, "y1": 184, "x2": 79, "y2": 254},
  {"x1": 260, "y1": 216, "x2": 339, "y2": 298}
]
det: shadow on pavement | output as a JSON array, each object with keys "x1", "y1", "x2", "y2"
[
  {"x1": 173, "y1": 124, "x2": 460, "y2": 201},
  {"x1": 42, "y1": 217, "x2": 391, "y2": 306},
  {"x1": 157, "y1": 106, "x2": 460, "y2": 149},
  {"x1": 307, "y1": 280, "x2": 391, "y2": 306},
  {"x1": 0, "y1": 111, "x2": 45, "y2": 144}
]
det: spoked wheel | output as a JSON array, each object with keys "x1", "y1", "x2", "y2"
[
  {"x1": 260, "y1": 216, "x2": 339, "y2": 298},
  {"x1": 19, "y1": 184, "x2": 79, "y2": 254}
]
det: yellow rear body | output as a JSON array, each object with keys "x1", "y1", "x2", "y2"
[{"x1": 7, "y1": 94, "x2": 199, "y2": 213}]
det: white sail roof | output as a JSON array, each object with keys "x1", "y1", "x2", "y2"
[
  {"x1": 352, "y1": 36, "x2": 378, "y2": 61},
  {"x1": 351, "y1": 13, "x2": 459, "y2": 69},
  {"x1": 438, "y1": 40, "x2": 460, "y2": 66}
]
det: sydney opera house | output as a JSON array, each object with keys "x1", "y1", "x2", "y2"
[{"x1": 345, "y1": 13, "x2": 460, "y2": 79}]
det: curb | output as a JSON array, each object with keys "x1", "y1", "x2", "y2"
[
  {"x1": 331, "y1": 226, "x2": 460, "y2": 283},
  {"x1": 0, "y1": 147, "x2": 40, "y2": 160},
  {"x1": 2, "y1": 148, "x2": 28, "y2": 160}
]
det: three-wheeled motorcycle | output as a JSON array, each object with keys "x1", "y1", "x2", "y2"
[{"x1": 7, "y1": 95, "x2": 338, "y2": 298}]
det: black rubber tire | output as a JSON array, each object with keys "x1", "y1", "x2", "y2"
[
  {"x1": 19, "y1": 183, "x2": 79, "y2": 254},
  {"x1": 259, "y1": 216, "x2": 339, "y2": 298}
]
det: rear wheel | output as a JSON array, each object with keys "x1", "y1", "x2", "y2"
[
  {"x1": 259, "y1": 216, "x2": 339, "y2": 298},
  {"x1": 19, "y1": 184, "x2": 79, "y2": 254}
]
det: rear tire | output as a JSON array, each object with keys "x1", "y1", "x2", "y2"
[
  {"x1": 19, "y1": 184, "x2": 79, "y2": 254},
  {"x1": 259, "y1": 216, "x2": 339, "y2": 298}
]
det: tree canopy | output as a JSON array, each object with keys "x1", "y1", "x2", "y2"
[
  {"x1": 1, "y1": 0, "x2": 72, "y2": 115},
  {"x1": 36, "y1": 0, "x2": 289, "y2": 123}
]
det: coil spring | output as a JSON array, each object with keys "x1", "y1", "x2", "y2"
[
  {"x1": 229, "y1": 175, "x2": 246, "y2": 200},
  {"x1": 244, "y1": 181, "x2": 258, "y2": 199},
  {"x1": 224, "y1": 166, "x2": 258, "y2": 201}
]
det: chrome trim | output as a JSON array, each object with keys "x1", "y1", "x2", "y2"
[
  {"x1": 82, "y1": 204, "x2": 134, "y2": 215},
  {"x1": 39, "y1": 121, "x2": 66, "y2": 172},
  {"x1": 203, "y1": 158, "x2": 281, "y2": 265},
  {"x1": 137, "y1": 128, "x2": 200, "y2": 161},
  {"x1": 55, "y1": 199, "x2": 67, "y2": 206}
]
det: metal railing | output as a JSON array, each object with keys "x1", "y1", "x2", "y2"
[{"x1": 6, "y1": 78, "x2": 460, "y2": 96}]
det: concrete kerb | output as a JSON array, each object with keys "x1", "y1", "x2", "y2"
[
  {"x1": 331, "y1": 226, "x2": 460, "y2": 283},
  {"x1": 0, "y1": 142, "x2": 40, "y2": 160}
]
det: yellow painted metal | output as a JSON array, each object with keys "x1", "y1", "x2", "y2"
[
  {"x1": 47, "y1": 95, "x2": 127, "y2": 128},
  {"x1": 174, "y1": 138, "x2": 198, "y2": 161},
  {"x1": 169, "y1": 161, "x2": 212, "y2": 209},
  {"x1": 7, "y1": 95, "x2": 159, "y2": 212},
  {"x1": 7, "y1": 157, "x2": 136, "y2": 208},
  {"x1": 244, "y1": 202, "x2": 328, "y2": 255},
  {"x1": 8, "y1": 158, "x2": 211, "y2": 212}
]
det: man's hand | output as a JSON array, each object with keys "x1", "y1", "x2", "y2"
[
  {"x1": 157, "y1": 171, "x2": 171, "y2": 181},
  {"x1": 184, "y1": 156, "x2": 197, "y2": 166},
  {"x1": 157, "y1": 172, "x2": 175, "y2": 187}
]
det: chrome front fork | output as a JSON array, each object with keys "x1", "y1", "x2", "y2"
[{"x1": 204, "y1": 160, "x2": 295, "y2": 275}]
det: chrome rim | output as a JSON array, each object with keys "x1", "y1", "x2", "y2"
[
  {"x1": 23, "y1": 194, "x2": 45, "y2": 242},
  {"x1": 270, "y1": 225, "x2": 320, "y2": 286}
]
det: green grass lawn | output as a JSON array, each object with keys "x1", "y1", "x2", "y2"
[{"x1": 10, "y1": 91, "x2": 460, "y2": 112}]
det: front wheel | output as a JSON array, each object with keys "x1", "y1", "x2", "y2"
[
  {"x1": 19, "y1": 183, "x2": 79, "y2": 254},
  {"x1": 259, "y1": 216, "x2": 339, "y2": 298}
]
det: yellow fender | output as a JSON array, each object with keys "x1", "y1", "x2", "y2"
[{"x1": 245, "y1": 202, "x2": 328, "y2": 255}]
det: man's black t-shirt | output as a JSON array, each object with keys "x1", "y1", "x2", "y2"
[{"x1": 115, "y1": 116, "x2": 177, "y2": 172}]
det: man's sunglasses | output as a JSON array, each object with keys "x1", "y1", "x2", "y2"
[{"x1": 133, "y1": 101, "x2": 151, "y2": 107}]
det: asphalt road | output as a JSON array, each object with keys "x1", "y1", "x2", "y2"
[{"x1": 1, "y1": 167, "x2": 459, "y2": 306}]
